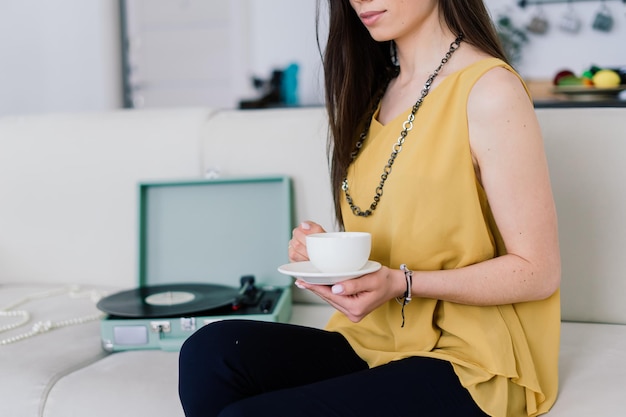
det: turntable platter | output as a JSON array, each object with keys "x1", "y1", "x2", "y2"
[{"x1": 96, "y1": 283, "x2": 239, "y2": 318}]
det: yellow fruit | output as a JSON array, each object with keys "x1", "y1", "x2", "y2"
[{"x1": 592, "y1": 70, "x2": 621, "y2": 88}]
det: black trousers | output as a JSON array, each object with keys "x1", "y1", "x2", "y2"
[{"x1": 178, "y1": 320, "x2": 488, "y2": 417}]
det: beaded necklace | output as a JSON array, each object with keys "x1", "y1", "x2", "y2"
[{"x1": 342, "y1": 35, "x2": 463, "y2": 217}]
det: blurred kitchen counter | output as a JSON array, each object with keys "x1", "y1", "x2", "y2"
[{"x1": 526, "y1": 79, "x2": 626, "y2": 108}]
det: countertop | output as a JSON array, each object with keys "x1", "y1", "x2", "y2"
[{"x1": 527, "y1": 78, "x2": 626, "y2": 108}]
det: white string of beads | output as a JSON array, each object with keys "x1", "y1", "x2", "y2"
[{"x1": 0, "y1": 285, "x2": 107, "y2": 345}]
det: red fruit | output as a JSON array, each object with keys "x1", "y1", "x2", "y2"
[{"x1": 553, "y1": 70, "x2": 575, "y2": 86}]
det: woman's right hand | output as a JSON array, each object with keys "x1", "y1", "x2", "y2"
[{"x1": 287, "y1": 221, "x2": 325, "y2": 263}]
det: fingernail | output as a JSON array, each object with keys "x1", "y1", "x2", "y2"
[
  {"x1": 331, "y1": 284, "x2": 344, "y2": 294},
  {"x1": 301, "y1": 222, "x2": 311, "y2": 230},
  {"x1": 294, "y1": 281, "x2": 305, "y2": 289}
]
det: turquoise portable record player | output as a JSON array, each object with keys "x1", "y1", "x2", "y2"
[{"x1": 98, "y1": 176, "x2": 294, "y2": 352}]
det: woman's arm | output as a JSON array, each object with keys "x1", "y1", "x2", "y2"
[{"x1": 408, "y1": 67, "x2": 561, "y2": 306}]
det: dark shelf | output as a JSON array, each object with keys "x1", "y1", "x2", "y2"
[{"x1": 534, "y1": 100, "x2": 626, "y2": 108}]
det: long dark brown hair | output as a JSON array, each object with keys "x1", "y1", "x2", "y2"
[{"x1": 316, "y1": 0, "x2": 509, "y2": 228}]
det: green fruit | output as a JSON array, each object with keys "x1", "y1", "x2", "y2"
[
  {"x1": 589, "y1": 65, "x2": 602, "y2": 75},
  {"x1": 557, "y1": 75, "x2": 583, "y2": 86}
]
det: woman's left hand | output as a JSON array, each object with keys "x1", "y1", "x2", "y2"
[{"x1": 295, "y1": 265, "x2": 404, "y2": 322}]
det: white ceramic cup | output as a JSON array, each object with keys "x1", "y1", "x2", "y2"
[{"x1": 306, "y1": 232, "x2": 371, "y2": 273}]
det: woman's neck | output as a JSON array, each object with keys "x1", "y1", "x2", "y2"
[{"x1": 394, "y1": 26, "x2": 458, "y2": 82}]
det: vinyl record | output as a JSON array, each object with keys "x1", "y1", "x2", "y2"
[{"x1": 96, "y1": 283, "x2": 239, "y2": 318}]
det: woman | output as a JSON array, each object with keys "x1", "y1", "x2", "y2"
[{"x1": 178, "y1": 1, "x2": 561, "y2": 416}]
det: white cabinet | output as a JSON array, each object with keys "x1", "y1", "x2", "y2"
[{"x1": 122, "y1": 0, "x2": 251, "y2": 109}]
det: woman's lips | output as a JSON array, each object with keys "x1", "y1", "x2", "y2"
[{"x1": 359, "y1": 10, "x2": 385, "y2": 26}]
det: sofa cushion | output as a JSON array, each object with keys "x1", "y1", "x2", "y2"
[
  {"x1": 200, "y1": 107, "x2": 334, "y2": 232},
  {"x1": 41, "y1": 305, "x2": 335, "y2": 417},
  {"x1": 538, "y1": 108, "x2": 626, "y2": 324},
  {"x1": 0, "y1": 284, "x2": 114, "y2": 417},
  {"x1": 547, "y1": 321, "x2": 626, "y2": 416},
  {"x1": 15, "y1": 302, "x2": 626, "y2": 417},
  {"x1": 43, "y1": 350, "x2": 184, "y2": 417},
  {"x1": 0, "y1": 108, "x2": 214, "y2": 289}
]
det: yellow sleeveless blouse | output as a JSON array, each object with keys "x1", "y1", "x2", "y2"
[{"x1": 325, "y1": 58, "x2": 560, "y2": 417}]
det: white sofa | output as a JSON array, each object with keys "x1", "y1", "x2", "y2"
[{"x1": 1, "y1": 105, "x2": 625, "y2": 417}]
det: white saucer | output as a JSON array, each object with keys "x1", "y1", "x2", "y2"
[{"x1": 277, "y1": 260, "x2": 382, "y2": 285}]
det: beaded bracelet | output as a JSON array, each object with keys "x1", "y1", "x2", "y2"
[{"x1": 395, "y1": 264, "x2": 413, "y2": 327}]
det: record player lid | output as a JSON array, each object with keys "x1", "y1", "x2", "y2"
[{"x1": 137, "y1": 176, "x2": 293, "y2": 288}]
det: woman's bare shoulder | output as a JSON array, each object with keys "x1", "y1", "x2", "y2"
[
  {"x1": 466, "y1": 63, "x2": 542, "y2": 164},
  {"x1": 468, "y1": 65, "x2": 532, "y2": 114}
]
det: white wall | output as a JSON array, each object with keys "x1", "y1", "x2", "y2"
[
  {"x1": 0, "y1": 0, "x2": 624, "y2": 116},
  {"x1": 0, "y1": 0, "x2": 122, "y2": 116}
]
